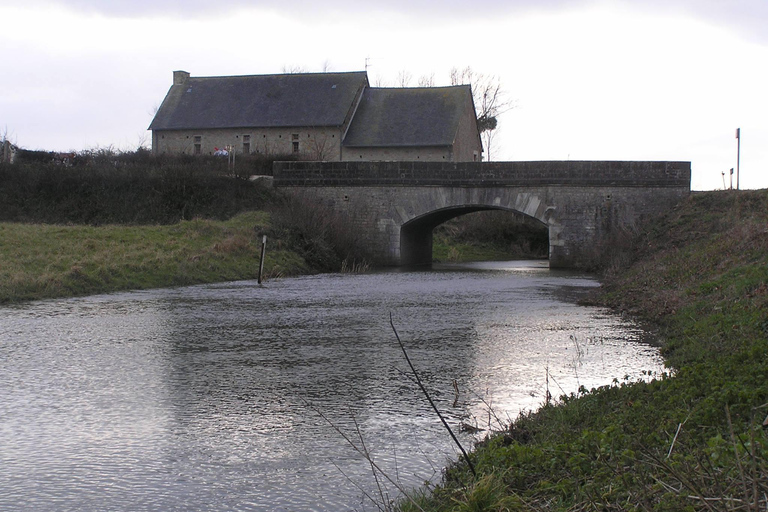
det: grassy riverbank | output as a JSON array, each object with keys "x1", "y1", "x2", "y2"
[
  {"x1": 0, "y1": 152, "x2": 377, "y2": 303},
  {"x1": 0, "y1": 212, "x2": 308, "y2": 303},
  {"x1": 400, "y1": 190, "x2": 768, "y2": 511}
]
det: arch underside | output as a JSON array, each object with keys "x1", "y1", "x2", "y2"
[{"x1": 400, "y1": 205, "x2": 549, "y2": 266}]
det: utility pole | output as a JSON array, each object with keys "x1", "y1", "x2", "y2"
[{"x1": 735, "y1": 128, "x2": 741, "y2": 190}]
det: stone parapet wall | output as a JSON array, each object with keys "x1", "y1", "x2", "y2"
[{"x1": 274, "y1": 160, "x2": 691, "y2": 187}]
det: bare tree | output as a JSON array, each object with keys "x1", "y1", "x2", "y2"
[
  {"x1": 321, "y1": 60, "x2": 333, "y2": 73},
  {"x1": 417, "y1": 72, "x2": 435, "y2": 87},
  {"x1": 282, "y1": 64, "x2": 308, "y2": 74},
  {"x1": 307, "y1": 131, "x2": 337, "y2": 161},
  {"x1": 396, "y1": 70, "x2": 413, "y2": 87},
  {"x1": 450, "y1": 66, "x2": 512, "y2": 161},
  {"x1": 136, "y1": 131, "x2": 150, "y2": 151}
]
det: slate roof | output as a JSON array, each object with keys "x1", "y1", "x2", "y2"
[
  {"x1": 342, "y1": 85, "x2": 473, "y2": 147},
  {"x1": 149, "y1": 71, "x2": 368, "y2": 130}
]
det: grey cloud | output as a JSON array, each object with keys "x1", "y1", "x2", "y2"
[
  {"x1": 628, "y1": 0, "x2": 768, "y2": 45},
  {"x1": 7, "y1": 0, "x2": 768, "y2": 43},
  {"x1": 16, "y1": 0, "x2": 585, "y2": 19}
]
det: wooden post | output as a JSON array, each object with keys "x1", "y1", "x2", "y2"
[
  {"x1": 735, "y1": 128, "x2": 741, "y2": 190},
  {"x1": 258, "y1": 235, "x2": 267, "y2": 284}
]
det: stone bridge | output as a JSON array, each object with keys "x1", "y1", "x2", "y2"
[{"x1": 272, "y1": 161, "x2": 691, "y2": 268}]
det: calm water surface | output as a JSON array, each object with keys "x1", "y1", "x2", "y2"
[{"x1": 0, "y1": 261, "x2": 664, "y2": 511}]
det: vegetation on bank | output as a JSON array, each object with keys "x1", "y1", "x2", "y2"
[
  {"x1": 433, "y1": 210, "x2": 549, "y2": 263},
  {"x1": 398, "y1": 190, "x2": 768, "y2": 511},
  {"x1": 0, "y1": 151, "x2": 373, "y2": 303},
  {"x1": 0, "y1": 148, "x2": 286, "y2": 224},
  {"x1": 0, "y1": 212, "x2": 309, "y2": 303}
]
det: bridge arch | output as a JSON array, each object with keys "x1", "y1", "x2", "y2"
[
  {"x1": 400, "y1": 204, "x2": 552, "y2": 266},
  {"x1": 273, "y1": 160, "x2": 691, "y2": 268}
]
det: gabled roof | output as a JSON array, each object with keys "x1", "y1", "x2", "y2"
[
  {"x1": 342, "y1": 85, "x2": 473, "y2": 148},
  {"x1": 149, "y1": 71, "x2": 368, "y2": 130}
]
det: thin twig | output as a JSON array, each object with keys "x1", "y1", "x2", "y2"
[
  {"x1": 302, "y1": 398, "x2": 427, "y2": 512},
  {"x1": 351, "y1": 409, "x2": 389, "y2": 509},
  {"x1": 749, "y1": 410, "x2": 758, "y2": 512},
  {"x1": 390, "y1": 313, "x2": 477, "y2": 478},
  {"x1": 467, "y1": 388, "x2": 507, "y2": 432},
  {"x1": 726, "y1": 404, "x2": 753, "y2": 511},
  {"x1": 646, "y1": 451, "x2": 718, "y2": 512},
  {"x1": 548, "y1": 372, "x2": 567, "y2": 396},
  {"x1": 329, "y1": 459, "x2": 384, "y2": 512},
  {"x1": 667, "y1": 411, "x2": 691, "y2": 459}
]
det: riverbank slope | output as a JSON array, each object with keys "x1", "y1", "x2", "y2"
[
  {"x1": 0, "y1": 212, "x2": 311, "y2": 304},
  {"x1": 400, "y1": 189, "x2": 768, "y2": 511}
]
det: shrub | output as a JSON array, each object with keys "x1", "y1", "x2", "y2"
[
  {"x1": 267, "y1": 190, "x2": 376, "y2": 272},
  {"x1": 0, "y1": 150, "x2": 282, "y2": 224}
]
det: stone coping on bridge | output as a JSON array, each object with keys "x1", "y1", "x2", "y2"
[{"x1": 273, "y1": 160, "x2": 691, "y2": 188}]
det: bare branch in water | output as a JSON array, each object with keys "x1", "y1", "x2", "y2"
[
  {"x1": 302, "y1": 398, "x2": 427, "y2": 512},
  {"x1": 389, "y1": 312, "x2": 477, "y2": 478}
]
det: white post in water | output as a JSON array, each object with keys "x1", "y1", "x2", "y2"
[{"x1": 258, "y1": 235, "x2": 267, "y2": 284}]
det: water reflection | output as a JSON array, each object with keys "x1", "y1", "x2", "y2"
[{"x1": 0, "y1": 263, "x2": 663, "y2": 511}]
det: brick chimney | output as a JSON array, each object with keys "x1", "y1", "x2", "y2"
[{"x1": 173, "y1": 70, "x2": 190, "y2": 85}]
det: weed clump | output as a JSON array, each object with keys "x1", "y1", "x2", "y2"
[{"x1": 266, "y1": 190, "x2": 376, "y2": 272}]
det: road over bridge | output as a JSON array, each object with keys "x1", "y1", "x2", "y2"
[{"x1": 273, "y1": 161, "x2": 691, "y2": 268}]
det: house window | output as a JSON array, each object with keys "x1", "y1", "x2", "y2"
[
  {"x1": 194, "y1": 135, "x2": 202, "y2": 155},
  {"x1": 292, "y1": 141, "x2": 300, "y2": 153},
  {"x1": 292, "y1": 133, "x2": 299, "y2": 140},
  {"x1": 242, "y1": 135, "x2": 250, "y2": 155}
]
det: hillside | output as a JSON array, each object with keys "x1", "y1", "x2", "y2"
[{"x1": 400, "y1": 190, "x2": 768, "y2": 511}]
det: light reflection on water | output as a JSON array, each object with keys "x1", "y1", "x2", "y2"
[{"x1": 0, "y1": 262, "x2": 664, "y2": 511}]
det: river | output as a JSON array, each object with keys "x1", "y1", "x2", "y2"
[{"x1": 0, "y1": 260, "x2": 664, "y2": 511}]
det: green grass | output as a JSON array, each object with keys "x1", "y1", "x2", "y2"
[
  {"x1": 0, "y1": 211, "x2": 308, "y2": 303},
  {"x1": 432, "y1": 210, "x2": 549, "y2": 263},
  {"x1": 399, "y1": 190, "x2": 768, "y2": 512},
  {"x1": 432, "y1": 239, "x2": 518, "y2": 263}
]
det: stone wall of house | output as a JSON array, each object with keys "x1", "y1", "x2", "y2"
[
  {"x1": 152, "y1": 126, "x2": 343, "y2": 160},
  {"x1": 340, "y1": 145, "x2": 453, "y2": 162},
  {"x1": 451, "y1": 97, "x2": 484, "y2": 162}
]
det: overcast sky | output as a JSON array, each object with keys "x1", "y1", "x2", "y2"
[{"x1": 1, "y1": 0, "x2": 766, "y2": 190}]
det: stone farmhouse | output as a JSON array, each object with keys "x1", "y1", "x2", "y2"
[{"x1": 149, "y1": 70, "x2": 483, "y2": 162}]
